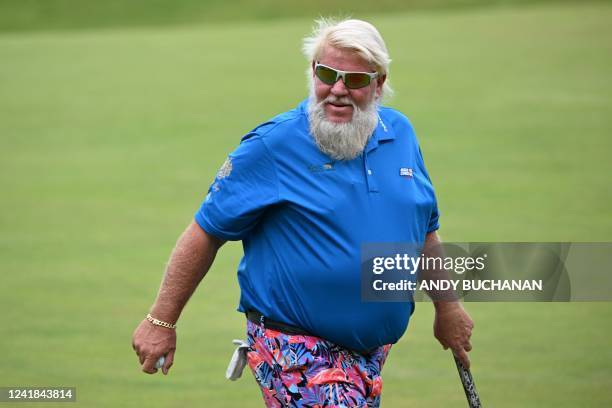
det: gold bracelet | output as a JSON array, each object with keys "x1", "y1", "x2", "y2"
[{"x1": 146, "y1": 313, "x2": 177, "y2": 329}]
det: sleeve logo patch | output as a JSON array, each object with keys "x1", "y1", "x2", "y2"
[{"x1": 216, "y1": 157, "x2": 233, "y2": 180}]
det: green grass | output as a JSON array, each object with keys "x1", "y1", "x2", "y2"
[
  {"x1": 0, "y1": 0, "x2": 594, "y2": 32},
  {"x1": 1, "y1": 1, "x2": 611, "y2": 407}
]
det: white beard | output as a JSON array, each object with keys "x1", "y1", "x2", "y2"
[{"x1": 307, "y1": 89, "x2": 379, "y2": 161}]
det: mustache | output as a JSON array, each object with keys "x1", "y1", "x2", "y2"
[{"x1": 323, "y1": 96, "x2": 355, "y2": 107}]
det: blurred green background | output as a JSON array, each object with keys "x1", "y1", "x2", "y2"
[{"x1": 1, "y1": 0, "x2": 611, "y2": 407}]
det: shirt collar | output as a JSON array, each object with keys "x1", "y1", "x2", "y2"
[
  {"x1": 365, "y1": 109, "x2": 396, "y2": 152},
  {"x1": 298, "y1": 98, "x2": 309, "y2": 113}
]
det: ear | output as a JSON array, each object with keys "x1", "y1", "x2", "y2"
[{"x1": 376, "y1": 74, "x2": 387, "y2": 98}]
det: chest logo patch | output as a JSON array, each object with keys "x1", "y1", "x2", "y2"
[
  {"x1": 400, "y1": 167, "x2": 413, "y2": 177},
  {"x1": 308, "y1": 162, "x2": 334, "y2": 172}
]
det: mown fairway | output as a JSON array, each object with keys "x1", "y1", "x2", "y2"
[{"x1": 1, "y1": 2, "x2": 611, "y2": 407}]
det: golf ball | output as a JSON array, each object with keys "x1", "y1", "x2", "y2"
[{"x1": 155, "y1": 356, "x2": 165, "y2": 369}]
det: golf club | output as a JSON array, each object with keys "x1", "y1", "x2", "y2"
[{"x1": 453, "y1": 354, "x2": 482, "y2": 408}]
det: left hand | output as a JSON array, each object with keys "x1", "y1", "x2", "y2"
[{"x1": 433, "y1": 302, "x2": 474, "y2": 368}]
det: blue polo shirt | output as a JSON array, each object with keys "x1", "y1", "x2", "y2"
[{"x1": 196, "y1": 99, "x2": 439, "y2": 352}]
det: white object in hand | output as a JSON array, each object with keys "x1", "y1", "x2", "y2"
[{"x1": 155, "y1": 356, "x2": 165, "y2": 370}]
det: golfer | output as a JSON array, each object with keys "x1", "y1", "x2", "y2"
[{"x1": 132, "y1": 18, "x2": 474, "y2": 407}]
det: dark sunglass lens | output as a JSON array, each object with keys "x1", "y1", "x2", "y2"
[
  {"x1": 315, "y1": 66, "x2": 338, "y2": 85},
  {"x1": 345, "y1": 73, "x2": 371, "y2": 89}
]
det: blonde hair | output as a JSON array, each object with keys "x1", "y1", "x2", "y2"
[{"x1": 302, "y1": 17, "x2": 393, "y2": 98}]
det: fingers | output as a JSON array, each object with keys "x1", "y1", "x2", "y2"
[
  {"x1": 452, "y1": 331, "x2": 472, "y2": 363},
  {"x1": 452, "y1": 329, "x2": 472, "y2": 368},
  {"x1": 133, "y1": 341, "x2": 145, "y2": 364},
  {"x1": 439, "y1": 334, "x2": 471, "y2": 351},
  {"x1": 454, "y1": 348, "x2": 471, "y2": 369},
  {"x1": 142, "y1": 356, "x2": 159, "y2": 374},
  {"x1": 133, "y1": 343, "x2": 147, "y2": 366},
  {"x1": 162, "y1": 349, "x2": 175, "y2": 375}
]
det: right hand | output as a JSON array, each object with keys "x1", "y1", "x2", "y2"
[
  {"x1": 132, "y1": 319, "x2": 177, "y2": 375},
  {"x1": 433, "y1": 302, "x2": 474, "y2": 369}
]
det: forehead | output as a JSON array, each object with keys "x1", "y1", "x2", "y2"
[{"x1": 318, "y1": 46, "x2": 374, "y2": 72}]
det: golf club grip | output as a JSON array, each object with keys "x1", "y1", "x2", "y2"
[{"x1": 453, "y1": 354, "x2": 482, "y2": 408}]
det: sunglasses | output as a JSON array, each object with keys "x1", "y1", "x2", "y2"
[{"x1": 314, "y1": 62, "x2": 379, "y2": 89}]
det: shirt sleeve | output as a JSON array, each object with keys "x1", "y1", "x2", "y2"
[
  {"x1": 195, "y1": 136, "x2": 280, "y2": 241},
  {"x1": 416, "y1": 146, "x2": 440, "y2": 233}
]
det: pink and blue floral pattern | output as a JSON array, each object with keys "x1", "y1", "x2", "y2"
[{"x1": 246, "y1": 320, "x2": 392, "y2": 407}]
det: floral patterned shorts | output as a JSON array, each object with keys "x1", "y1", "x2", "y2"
[{"x1": 246, "y1": 320, "x2": 392, "y2": 408}]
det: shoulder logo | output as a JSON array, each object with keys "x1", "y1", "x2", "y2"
[
  {"x1": 216, "y1": 157, "x2": 233, "y2": 180},
  {"x1": 400, "y1": 167, "x2": 413, "y2": 178}
]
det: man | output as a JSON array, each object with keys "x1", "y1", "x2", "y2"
[{"x1": 132, "y1": 18, "x2": 473, "y2": 407}]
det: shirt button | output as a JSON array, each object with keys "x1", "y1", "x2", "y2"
[{"x1": 367, "y1": 169, "x2": 372, "y2": 175}]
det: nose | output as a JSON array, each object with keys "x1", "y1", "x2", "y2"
[{"x1": 330, "y1": 77, "x2": 349, "y2": 96}]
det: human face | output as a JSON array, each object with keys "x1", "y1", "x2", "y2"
[{"x1": 312, "y1": 46, "x2": 385, "y2": 123}]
